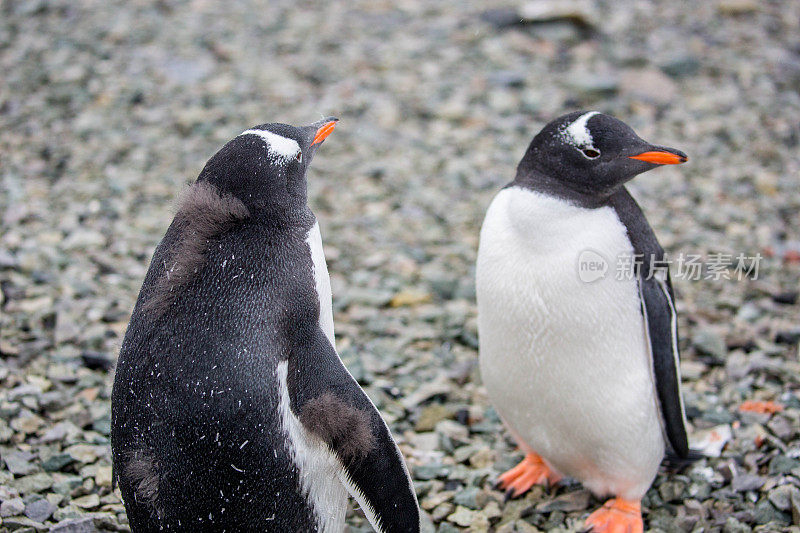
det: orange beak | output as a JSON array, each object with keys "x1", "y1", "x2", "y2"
[
  {"x1": 629, "y1": 151, "x2": 688, "y2": 165},
  {"x1": 312, "y1": 120, "x2": 337, "y2": 146}
]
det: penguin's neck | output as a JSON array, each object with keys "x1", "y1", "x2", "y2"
[
  {"x1": 249, "y1": 204, "x2": 316, "y2": 232},
  {"x1": 511, "y1": 167, "x2": 613, "y2": 209},
  {"x1": 497, "y1": 185, "x2": 622, "y2": 254}
]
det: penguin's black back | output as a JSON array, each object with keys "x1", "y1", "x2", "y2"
[{"x1": 112, "y1": 207, "x2": 321, "y2": 532}]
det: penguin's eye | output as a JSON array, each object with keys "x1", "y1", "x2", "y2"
[
  {"x1": 295, "y1": 152, "x2": 303, "y2": 163},
  {"x1": 581, "y1": 148, "x2": 601, "y2": 159}
]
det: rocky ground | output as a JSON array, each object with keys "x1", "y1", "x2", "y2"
[{"x1": 2, "y1": 0, "x2": 800, "y2": 531}]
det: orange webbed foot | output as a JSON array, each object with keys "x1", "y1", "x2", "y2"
[
  {"x1": 585, "y1": 498, "x2": 643, "y2": 533},
  {"x1": 495, "y1": 453, "x2": 562, "y2": 499}
]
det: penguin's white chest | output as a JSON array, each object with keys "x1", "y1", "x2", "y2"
[
  {"x1": 273, "y1": 221, "x2": 347, "y2": 532},
  {"x1": 476, "y1": 187, "x2": 664, "y2": 500},
  {"x1": 306, "y1": 221, "x2": 335, "y2": 347}
]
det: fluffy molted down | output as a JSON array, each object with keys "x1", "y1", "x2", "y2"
[
  {"x1": 299, "y1": 392, "x2": 376, "y2": 462},
  {"x1": 122, "y1": 450, "x2": 161, "y2": 517},
  {"x1": 142, "y1": 181, "x2": 250, "y2": 316}
]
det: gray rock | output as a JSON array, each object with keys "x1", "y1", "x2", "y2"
[
  {"x1": 732, "y1": 473, "x2": 764, "y2": 492},
  {"x1": 536, "y1": 489, "x2": 591, "y2": 512},
  {"x1": 452, "y1": 487, "x2": 485, "y2": 510},
  {"x1": 50, "y1": 518, "x2": 102, "y2": 533},
  {"x1": 769, "y1": 455, "x2": 800, "y2": 475},
  {"x1": 768, "y1": 484, "x2": 799, "y2": 512},
  {"x1": 1, "y1": 497, "x2": 26, "y2": 517},
  {"x1": 24, "y1": 498, "x2": 56, "y2": 522},
  {"x1": 3, "y1": 451, "x2": 38, "y2": 476},
  {"x1": 753, "y1": 498, "x2": 790, "y2": 525},
  {"x1": 1, "y1": 515, "x2": 48, "y2": 531},
  {"x1": 693, "y1": 329, "x2": 727, "y2": 359},
  {"x1": 42, "y1": 453, "x2": 74, "y2": 472},
  {"x1": 11, "y1": 473, "x2": 54, "y2": 494}
]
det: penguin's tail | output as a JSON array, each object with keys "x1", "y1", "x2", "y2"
[{"x1": 662, "y1": 448, "x2": 704, "y2": 473}]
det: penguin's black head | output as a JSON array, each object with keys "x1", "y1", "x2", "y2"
[
  {"x1": 517, "y1": 111, "x2": 687, "y2": 201},
  {"x1": 196, "y1": 117, "x2": 338, "y2": 216}
]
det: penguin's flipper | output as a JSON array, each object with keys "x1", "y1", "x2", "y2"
[
  {"x1": 286, "y1": 330, "x2": 420, "y2": 533},
  {"x1": 638, "y1": 269, "x2": 689, "y2": 458},
  {"x1": 609, "y1": 188, "x2": 689, "y2": 458}
]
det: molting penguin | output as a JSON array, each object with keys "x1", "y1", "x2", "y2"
[
  {"x1": 111, "y1": 119, "x2": 420, "y2": 532},
  {"x1": 476, "y1": 111, "x2": 691, "y2": 532}
]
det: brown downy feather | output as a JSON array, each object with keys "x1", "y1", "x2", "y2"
[
  {"x1": 123, "y1": 450, "x2": 161, "y2": 517},
  {"x1": 300, "y1": 392, "x2": 376, "y2": 461},
  {"x1": 142, "y1": 181, "x2": 249, "y2": 317}
]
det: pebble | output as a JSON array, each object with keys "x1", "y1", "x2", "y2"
[
  {"x1": 4, "y1": 451, "x2": 38, "y2": 476},
  {"x1": 693, "y1": 329, "x2": 728, "y2": 360},
  {"x1": 1, "y1": 497, "x2": 26, "y2": 517},
  {"x1": 24, "y1": 497, "x2": 57, "y2": 522},
  {"x1": 50, "y1": 517, "x2": 102, "y2": 533}
]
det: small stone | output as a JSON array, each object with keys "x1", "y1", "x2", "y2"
[
  {"x1": 732, "y1": 473, "x2": 764, "y2": 492},
  {"x1": 448, "y1": 505, "x2": 476, "y2": 527},
  {"x1": 65, "y1": 444, "x2": 103, "y2": 464},
  {"x1": 415, "y1": 404, "x2": 451, "y2": 432},
  {"x1": 95, "y1": 466, "x2": 113, "y2": 488},
  {"x1": 1, "y1": 497, "x2": 26, "y2": 517},
  {"x1": 501, "y1": 521, "x2": 541, "y2": 533},
  {"x1": 71, "y1": 493, "x2": 100, "y2": 509},
  {"x1": 452, "y1": 487, "x2": 486, "y2": 510},
  {"x1": 4, "y1": 451, "x2": 38, "y2": 476},
  {"x1": 431, "y1": 502, "x2": 454, "y2": 521},
  {"x1": 659, "y1": 479, "x2": 687, "y2": 502},
  {"x1": 24, "y1": 498, "x2": 56, "y2": 522},
  {"x1": 11, "y1": 414, "x2": 45, "y2": 434},
  {"x1": 769, "y1": 455, "x2": 800, "y2": 475},
  {"x1": 767, "y1": 415, "x2": 794, "y2": 440},
  {"x1": 421, "y1": 490, "x2": 455, "y2": 511},
  {"x1": 51, "y1": 476, "x2": 83, "y2": 496},
  {"x1": 42, "y1": 453, "x2": 74, "y2": 472},
  {"x1": 414, "y1": 464, "x2": 449, "y2": 481},
  {"x1": 768, "y1": 484, "x2": 799, "y2": 511},
  {"x1": 723, "y1": 516, "x2": 750, "y2": 533},
  {"x1": 12, "y1": 472, "x2": 54, "y2": 494},
  {"x1": 693, "y1": 329, "x2": 727, "y2": 360},
  {"x1": 389, "y1": 289, "x2": 432, "y2": 308},
  {"x1": 468, "y1": 447, "x2": 494, "y2": 469},
  {"x1": 753, "y1": 498, "x2": 790, "y2": 525},
  {"x1": 435, "y1": 419, "x2": 469, "y2": 441},
  {"x1": 50, "y1": 517, "x2": 102, "y2": 533},
  {"x1": 518, "y1": 1, "x2": 598, "y2": 28},
  {"x1": 1, "y1": 515, "x2": 48, "y2": 530},
  {"x1": 536, "y1": 489, "x2": 591, "y2": 512},
  {"x1": 407, "y1": 432, "x2": 439, "y2": 452},
  {"x1": 694, "y1": 424, "x2": 732, "y2": 457}
]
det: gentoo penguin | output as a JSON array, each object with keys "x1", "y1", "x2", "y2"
[
  {"x1": 476, "y1": 111, "x2": 690, "y2": 533},
  {"x1": 111, "y1": 119, "x2": 420, "y2": 532}
]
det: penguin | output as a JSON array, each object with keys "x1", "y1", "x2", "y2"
[
  {"x1": 476, "y1": 111, "x2": 690, "y2": 533},
  {"x1": 111, "y1": 118, "x2": 420, "y2": 533}
]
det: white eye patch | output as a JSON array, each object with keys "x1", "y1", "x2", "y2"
[
  {"x1": 560, "y1": 111, "x2": 600, "y2": 148},
  {"x1": 239, "y1": 129, "x2": 301, "y2": 161}
]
